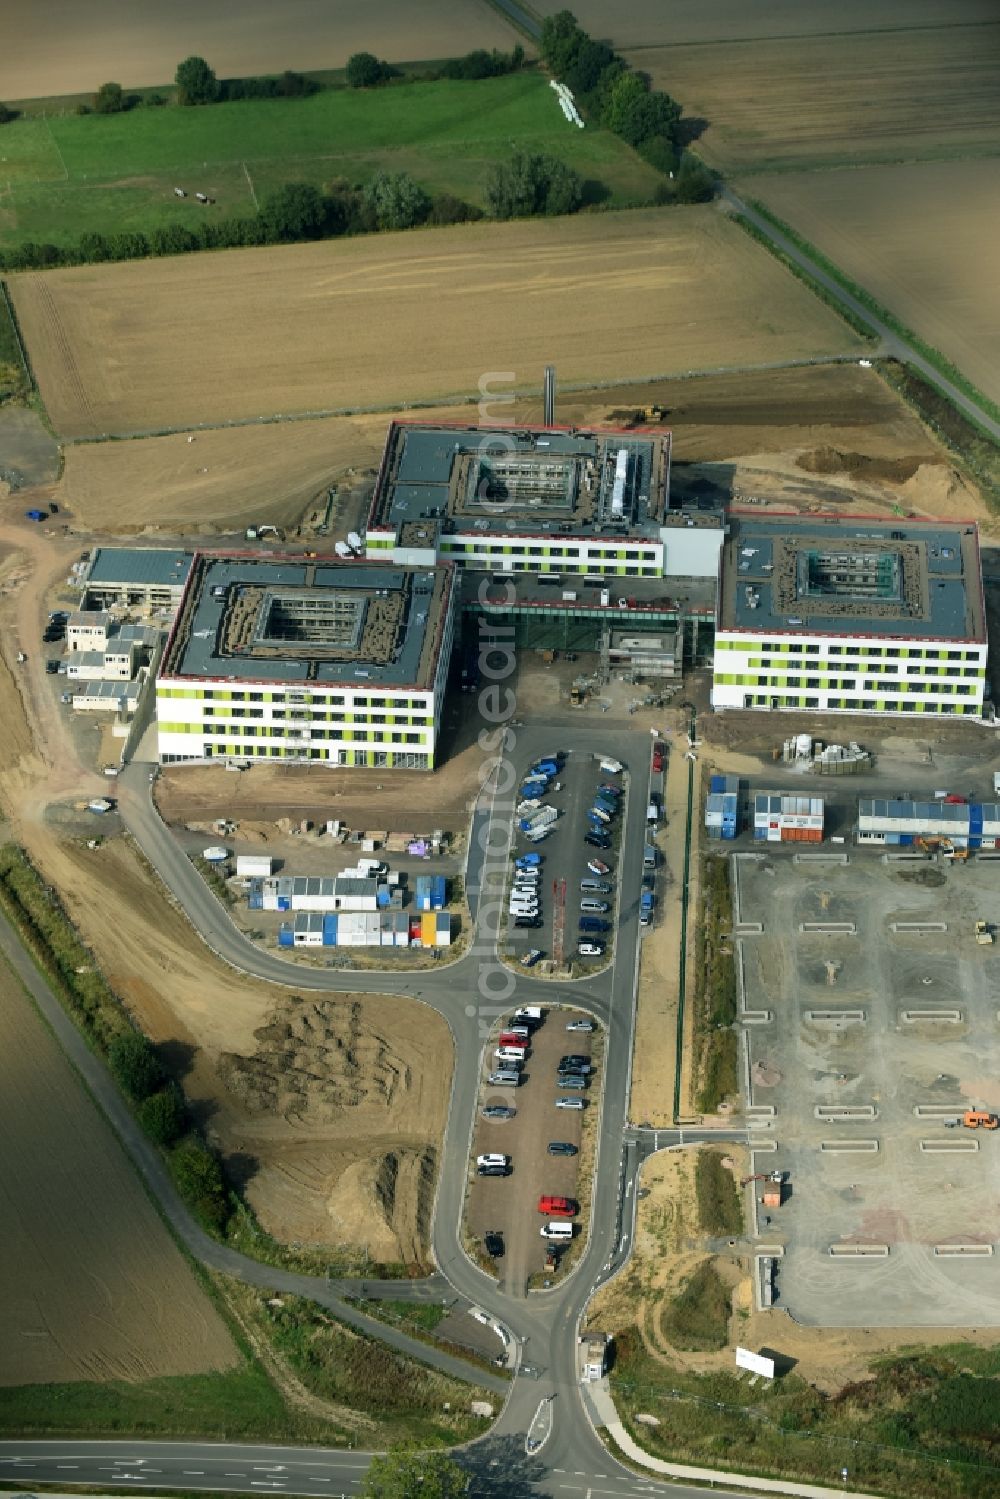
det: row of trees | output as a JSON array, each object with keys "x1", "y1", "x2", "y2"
[
  {"x1": 539, "y1": 9, "x2": 714, "y2": 200},
  {"x1": 346, "y1": 43, "x2": 524, "y2": 89},
  {"x1": 0, "y1": 154, "x2": 590, "y2": 272}
]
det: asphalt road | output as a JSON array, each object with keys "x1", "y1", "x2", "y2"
[{"x1": 0, "y1": 726, "x2": 749, "y2": 1497}]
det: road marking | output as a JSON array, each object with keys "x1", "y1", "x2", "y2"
[
  {"x1": 56, "y1": 1465, "x2": 79, "y2": 1469},
  {"x1": 183, "y1": 1471, "x2": 206, "y2": 1475}
]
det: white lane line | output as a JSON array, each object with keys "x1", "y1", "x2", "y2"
[
  {"x1": 56, "y1": 1465, "x2": 79, "y2": 1469},
  {"x1": 183, "y1": 1471, "x2": 206, "y2": 1475}
]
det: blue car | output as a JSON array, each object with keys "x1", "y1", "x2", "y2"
[
  {"x1": 579, "y1": 917, "x2": 610, "y2": 933},
  {"x1": 516, "y1": 853, "x2": 543, "y2": 869}
]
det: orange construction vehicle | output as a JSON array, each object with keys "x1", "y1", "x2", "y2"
[{"x1": 963, "y1": 1110, "x2": 998, "y2": 1130}]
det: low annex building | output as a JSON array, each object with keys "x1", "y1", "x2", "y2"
[
  {"x1": 156, "y1": 553, "x2": 455, "y2": 770},
  {"x1": 712, "y1": 515, "x2": 987, "y2": 718}
]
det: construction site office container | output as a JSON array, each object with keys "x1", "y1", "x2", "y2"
[
  {"x1": 430, "y1": 875, "x2": 447, "y2": 910},
  {"x1": 278, "y1": 924, "x2": 294, "y2": 948},
  {"x1": 236, "y1": 854, "x2": 274, "y2": 879},
  {"x1": 415, "y1": 875, "x2": 432, "y2": 911}
]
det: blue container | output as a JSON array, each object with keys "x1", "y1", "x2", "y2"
[
  {"x1": 430, "y1": 875, "x2": 447, "y2": 910},
  {"x1": 710, "y1": 774, "x2": 726, "y2": 794},
  {"x1": 753, "y1": 827, "x2": 767, "y2": 841},
  {"x1": 376, "y1": 886, "x2": 391, "y2": 907},
  {"x1": 970, "y1": 805, "x2": 984, "y2": 835},
  {"x1": 277, "y1": 896, "x2": 291, "y2": 911},
  {"x1": 278, "y1": 925, "x2": 294, "y2": 948},
  {"x1": 248, "y1": 882, "x2": 263, "y2": 911},
  {"x1": 323, "y1": 915, "x2": 338, "y2": 945},
  {"x1": 898, "y1": 834, "x2": 913, "y2": 846}
]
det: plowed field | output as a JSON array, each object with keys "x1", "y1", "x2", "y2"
[
  {"x1": 1, "y1": 0, "x2": 524, "y2": 101},
  {"x1": 747, "y1": 160, "x2": 1000, "y2": 409},
  {"x1": 535, "y1": 0, "x2": 994, "y2": 47},
  {"x1": 0, "y1": 950, "x2": 237, "y2": 1386},
  {"x1": 10, "y1": 208, "x2": 864, "y2": 439},
  {"x1": 629, "y1": 24, "x2": 1000, "y2": 171}
]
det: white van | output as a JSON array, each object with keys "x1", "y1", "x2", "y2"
[
  {"x1": 580, "y1": 899, "x2": 610, "y2": 914},
  {"x1": 599, "y1": 757, "x2": 623, "y2": 775},
  {"x1": 495, "y1": 1045, "x2": 527, "y2": 1062},
  {"x1": 510, "y1": 901, "x2": 539, "y2": 916},
  {"x1": 540, "y1": 1221, "x2": 574, "y2": 1241}
]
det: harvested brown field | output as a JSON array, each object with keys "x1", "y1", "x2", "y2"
[
  {"x1": 536, "y1": 0, "x2": 993, "y2": 48},
  {"x1": 630, "y1": 24, "x2": 1000, "y2": 171},
  {"x1": 747, "y1": 160, "x2": 1000, "y2": 409},
  {"x1": 1, "y1": 0, "x2": 524, "y2": 101},
  {"x1": 10, "y1": 208, "x2": 865, "y2": 440},
  {"x1": 0, "y1": 950, "x2": 237, "y2": 1386}
]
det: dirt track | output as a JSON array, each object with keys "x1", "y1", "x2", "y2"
[
  {"x1": 0, "y1": 957, "x2": 237, "y2": 1385},
  {"x1": 9, "y1": 208, "x2": 863, "y2": 439},
  {"x1": 1, "y1": 0, "x2": 523, "y2": 100}
]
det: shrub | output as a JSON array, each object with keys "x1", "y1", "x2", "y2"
[
  {"x1": 261, "y1": 182, "x2": 328, "y2": 242},
  {"x1": 346, "y1": 52, "x2": 392, "y2": 89},
  {"x1": 138, "y1": 1084, "x2": 188, "y2": 1145},
  {"x1": 674, "y1": 153, "x2": 716, "y2": 204},
  {"x1": 661, "y1": 1258, "x2": 731, "y2": 1350},
  {"x1": 170, "y1": 1139, "x2": 230, "y2": 1233},
  {"x1": 485, "y1": 150, "x2": 583, "y2": 220},
  {"x1": 426, "y1": 193, "x2": 482, "y2": 226},
  {"x1": 108, "y1": 1031, "x2": 165, "y2": 1101},
  {"x1": 93, "y1": 81, "x2": 125, "y2": 114},
  {"x1": 363, "y1": 171, "x2": 430, "y2": 231},
  {"x1": 0, "y1": 101, "x2": 14, "y2": 125},
  {"x1": 175, "y1": 55, "x2": 219, "y2": 106}
]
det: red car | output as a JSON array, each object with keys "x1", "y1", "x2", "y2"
[
  {"x1": 538, "y1": 1195, "x2": 578, "y2": 1216},
  {"x1": 652, "y1": 743, "x2": 665, "y2": 773}
]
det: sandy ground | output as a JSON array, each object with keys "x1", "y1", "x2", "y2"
[
  {"x1": 9, "y1": 207, "x2": 864, "y2": 440},
  {"x1": 588, "y1": 1144, "x2": 1000, "y2": 1393},
  {"x1": 52, "y1": 362, "x2": 989, "y2": 542},
  {"x1": 0, "y1": 0, "x2": 524, "y2": 100},
  {"x1": 534, "y1": 0, "x2": 993, "y2": 48},
  {"x1": 0, "y1": 517, "x2": 452, "y2": 1264},
  {"x1": 635, "y1": 26, "x2": 1000, "y2": 173},
  {"x1": 746, "y1": 160, "x2": 1000, "y2": 409},
  {"x1": 0, "y1": 958, "x2": 237, "y2": 1385}
]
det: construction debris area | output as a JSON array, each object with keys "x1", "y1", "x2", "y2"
[{"x1": 735, "y1": 853, "x2": 1000, "y2": 1327}]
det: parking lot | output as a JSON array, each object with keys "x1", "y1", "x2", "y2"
[
  {"x1": 737, "y1": 852, "x2": 1000, "y2": 1327},
  {"x1": 465, "y1": 1005, "x2": 597, "y2": 1294},
  {"x1": 503, "y1": 749, "x2": 627, "y2": 970}
]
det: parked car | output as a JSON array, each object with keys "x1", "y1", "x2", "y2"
[
  {"x1": 580, "y1": 899, "x2": 609, "y2": 914},
  {"x1": 469, "y1": 1306, "x2": 492, "y2": 1324},
  {"x1": 540, "y1": 1221, "x2": 574, "y2": 1241},
  {"x1": 477, "y1": 1163, "x2": 509, "y2": 1177},
  {"x1": 556, "y1": 1073, "x2": 588, "y2": 1090},
  {"x1": 556, "y1": 1097, "x2": 585, "y2": 1110},
  {"x1": 482, "y1": 1105, "x2": 515, "y2": 1121},
  {"x1": 577, "y1": 942, "x2": 603, "y2": 957},
  {"x1": 566, "y1": 1019, "x2": 595, "y2": 1033},
  {"x1": 587, "y1": 859, "x2": 611, "y2": 876},
  {"x1": 495, "y1": 1045, "x2": 527, "y2": 1062},
  {"x1": 477, "y1": 1153, "x2": 510, "y2": 1169},
  {"x1": 45, "y1": 659, "x2": 59, "y2": 674},
  {"x1": 547, "y1": 1141, "x2": 578, "y2": 1156},
  {"x1": 584, "y1": 833, "x2": 611, "y2": 851},
  {"x1": 520, "y1": 948, "x2": 543, "y2": 967},
  {"x1": 560, "y1": 1056, "x2": 592, "y2": 1070},
  {"x1": 513, "y1": 916, "x2": 542, "y2": 929},
  {"x1": 484, "y1": 1231, "x2": 504, "y2": 1258},
  {"x1": 516, "y1": 853, "x2": 542, "y2": 868},
  {"x1": 579, "y1": 917, "x2": 610, "y2": 934},
  {"x1": 48, "y1": 610, "x2": 68, "y2": 622},
  {"x1": 537, "y1": 1195, "x2": 577, "y2": 1216},
  {"x1": 652, "y1": 744, "x2": 665, "y2": 773},
  {"x1": 580, "y1": 880, "x2": 610, "y2": 894},
  {"x1": 488, "y1": 1070, "x2": 521, "y2": 1086}
]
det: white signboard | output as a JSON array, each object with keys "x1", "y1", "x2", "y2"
[{"x1": 735, "y1": 1346, "x2": 775, "y2": 1379}]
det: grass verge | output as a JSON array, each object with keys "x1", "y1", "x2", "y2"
[
  {"x1": 659, "y1": 1259, "x2": 731, "y2": 1352},
  {"x1": 0, "y1": 280, "x2": 33, "y2": 401},
  {"x1": 692, "y1": 853, "x2": 737, "y2": 1113},
  {"x1": 344, "y1": 1298, "x2": 511, "y2": 1381},
  {"x1": 610, "y1": 1330, "x2": 1000, "y2": 1499},
  {"x1": 744, "y1": 199, "x2": 1000, "y2": 427},
  {"x1": 694, "y1": 1150, "x2": 743, "y2": 1237}
]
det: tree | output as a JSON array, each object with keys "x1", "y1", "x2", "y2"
[
  {"x1": 361, "y1": 1450, "x2": 468, "y2": 1499},
  {"x1": 562, "y1": 37, "x2": 614, "y2": 96},
  {"x1": 138, "y1": 1084, "x2": 188, "y2": 1145},
  {"x1": 175, "y1": 55, "x2": 219, "y2": 105},
  {"x1": 673, "y1": 154, "x2": 716, "y2": 204},
  {"x1": 602, "y1": 72, "x2": 679, "y2": 147},
  {"x1": 108, "y1": 1031, "x2": 164, "y2": 1101},
  {"x1": 363, "y1": 171, "x2": 430, "y2": 231},
  {"x1": 345, "y1": 52, "x2": 390, "y2": 89},
  {"x1": 93, "y1": 81, "x2": 125, "y2": 114},
  {"x1": 485, "y1": 151, "x2": 583, "y2": 220},
  {"x1": 539, "y1": 10, "x2": 585, "y2": 76},
  {"x1": 149, "y1": 224, "x2": 199, "y2": 257},
  {"x1": 170, "y1": 1140, "x2": 230, "y2": 1233},
  {"x1": 0, "y1": 101, "x2": 14, "y2": 125},
  {"x1": 260, "y1": 182, "x2": 328, "y2": 241}
]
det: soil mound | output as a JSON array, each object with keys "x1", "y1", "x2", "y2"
[{"x1": 796, "y1": 446, "x2": 922, "y2": 483}]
